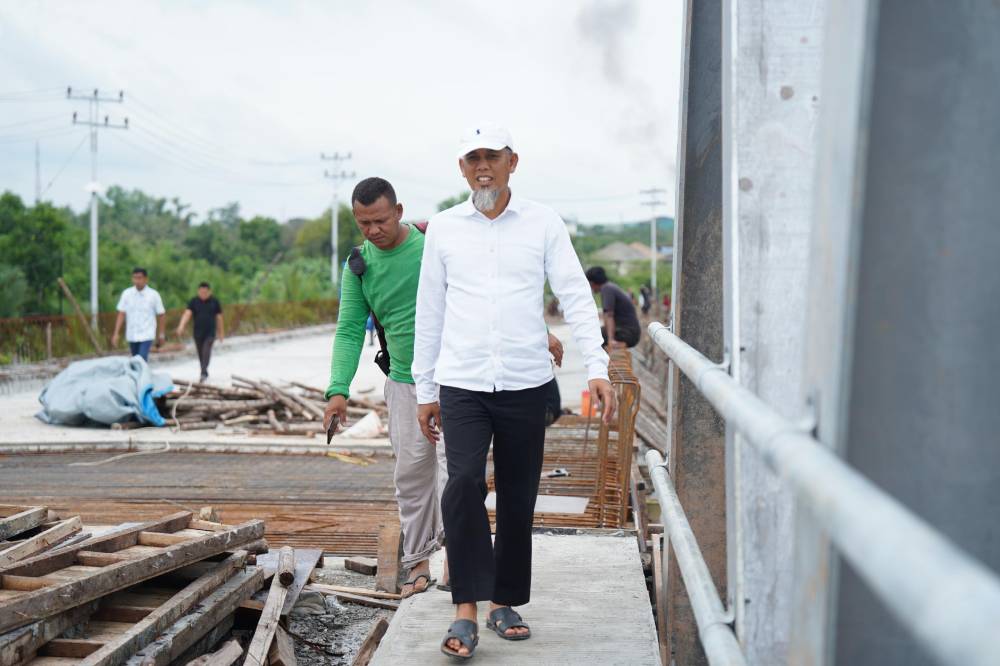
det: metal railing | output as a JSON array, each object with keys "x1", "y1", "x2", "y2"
[
  {"x1": 646, "y1": 448, "x2": 746, "y2": 665},
  {"x1": 646, "y1": 321, "x2": 1000, "y2": 666}
]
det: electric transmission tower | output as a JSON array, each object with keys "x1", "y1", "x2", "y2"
[
  {"x1": 321, "y1": 152, "x2": 355, "y2": 284},
  {"x1": 68, "y1": 87, "x2": 128, "y2": 330}
]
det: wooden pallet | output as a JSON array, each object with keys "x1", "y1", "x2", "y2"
[
  {"x1": 0, "y1": 512, "x2": 264, "y2": 634},
  {"x1": 2, "y1": 551, "x2": 254, "y2": 666}
]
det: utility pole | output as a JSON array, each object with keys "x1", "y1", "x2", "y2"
[
  {"x1": 34, "y1": 140, "x2": 40, "y2": 203},
  {"x1": 320, "y1": 152, "x2": 355, "y2": 284},
  {"x1": 640, "y1": 187, "x2": 667, "y2": 296},
  {"x1": 68, "y1": 87, "x2": 128, "y2": 330}
]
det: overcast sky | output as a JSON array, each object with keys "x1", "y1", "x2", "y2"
[{"x1": 0, "y1": 1, "x2": 682, "y2": 225}]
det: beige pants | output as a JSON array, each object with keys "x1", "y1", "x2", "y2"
[{"x1": 384, "y1": 378, "x2": 448, "y2": 567}]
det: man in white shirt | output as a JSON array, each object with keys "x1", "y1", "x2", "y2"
[
  {"x1": 412, "y1": 123, "x2": 616, "y2": 659},
  {"x1": 111, "y1": 267, "x2": 166, "y2": 362}
]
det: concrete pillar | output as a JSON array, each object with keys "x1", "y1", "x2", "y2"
[
  {"x1": 665, "y1": 0, "x2": 726, "y2": 663},
  {"x1": 720, "y1": 0, "x2": 824, "y2": 662}
]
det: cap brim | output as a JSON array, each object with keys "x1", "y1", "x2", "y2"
[{"x1": 457, "y1": 140, "x2": 510, "y2": 159}]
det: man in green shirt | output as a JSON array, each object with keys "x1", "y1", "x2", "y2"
[
  {"x1": 324, "y1": 177, "x2": 565, "y2": 599},
  {"x1": 324, "y1": 177, "x2": 444, "y2": 598}
]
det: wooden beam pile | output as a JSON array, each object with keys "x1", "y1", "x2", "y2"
[
  {"x1": 0, "y1": 505, "x2": 87, "y2": 568},
  {"x1": 164, "y1": 377, "x2": 388, "y2": 436}
]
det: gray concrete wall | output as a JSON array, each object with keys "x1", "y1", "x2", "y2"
[
  {"x1": 721, "y1": 0, "x2": 823, "y2": 662},
  {"x1": 665, "y1": 1, "x2": 726, "y2": 664},
  {"x1": 834, "y1": 2, "x2": 1000, "y2": 663}
]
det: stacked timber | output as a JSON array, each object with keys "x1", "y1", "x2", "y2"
[
  {"x1": 0, "y1": 507, "x2": 398, "y2": 665},
  {"x1": 164, "y1": 376, "x2": 388, "y2": 436}
]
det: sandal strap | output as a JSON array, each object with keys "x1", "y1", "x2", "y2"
[
  {"x1": 404, "y1": 572, "x2": 433, "y2": 586},
  {"x1": 489, "y1": 606, "x2": 528, "y2": 630},
  {"x1": 442, "y1": 619, "x2": 478, "y2": 651}
]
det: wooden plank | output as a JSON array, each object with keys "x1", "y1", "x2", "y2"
[
  {"x1": 345, "y1": 557, "x2": 377, "y2": 576},
  {"x1": 136, "y1": 532, "x2": 191, "y2": 548},
  {"x1": 351, "y1": 617, "x2": 388, "y2": 666},
  {"x1": 630, "y1": 465, "x2": 650, "y2": 555},
  {"x1": 331, "y1": 590, "x2": 399, "y2": 611},
  {"x1": 184, "y1": 638, "x2": 243, "y2": 666},
  {"x1": 0, "y1": 507, "x2": 47, "y2": 541},
  {"x1": 267, "y1": 626, "x2": 296, "y2": 666},
  {"x1": 38, "y1": 638, "x2": 104, "y2": 658},
  {"x1": 1, "y1": 512, "x2": 193, "y2": 578},
  {"x1": 0, "y1": 600, "x2": 99, "y2": 665},
  {"x1": 0, "y1": 518, "x2": 83, "y2": 567},
  {"x1": 160, "y1": 615, "x2": 235, "y2": 666},
  {"x1": 125, "y1": 568, "x2": 264, "y2": 666},
  {"x1": 77, "y1": 552, "x2": 134, "y2": 567},
  {"x1": 0, "y1": 520, "x2": 264, "y2": 633},
  {"x1": 374, "y1": 525, "x2": 401, "y2": 594},
  {"x1": 2, "y1": 574, "x2": 59, "y2": 591},
  {"x1": 306, "y1": 583, "x2": 401, "y2": 601},
  {"x1": 78, "y1": 551, "x2": 247, "y2": 666},
  {"x1": 244, "y1": 548, "x2": 294, "y2": 666},
  {"x1": 257, "y1": 548, "x2": 322, "y2": 617}
]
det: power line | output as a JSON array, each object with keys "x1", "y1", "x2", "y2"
[
  {"x1": 39, "y1": 135, "x2": 88, "y2": 199},
  {"x1": 321, "y1": 151, "x2": 355, "y2": 285}
]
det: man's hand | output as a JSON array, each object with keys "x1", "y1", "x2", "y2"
[
  {"x1": 216, "y1": 334, "x2": 224, "y2": 345},
  {"x1": 156, "y1": 333, "x2": 166, "y2": 348},
  {"x1": 609, "y1": 340, "x2": 626, "y2": 350},
  {"x1": 588, "y1": 378, "x2": 617, "y2": 425},
  {"x1": 547, "y1": 332, "x2": 564, "y2": 367},
  {"x1": 418, "y1": 402, "x2": 442, "y2": 445},
  {"x1": 111, "y1": 333, "x2": 120, "y2": 348},
  {"x1": 174, "y1": 326, "x2": 184, "y2": 339},
  {"x1": 324, "y1": 395, "x2": 348, "y2": 438}
]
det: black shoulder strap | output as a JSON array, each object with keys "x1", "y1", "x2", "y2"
[{"x1": 348, "y1": 246, "x2": 366, "y2": 277}]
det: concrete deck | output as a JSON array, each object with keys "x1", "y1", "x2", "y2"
[{"x1": 371, "y1": 533, "x2": 661, "y2": 666}]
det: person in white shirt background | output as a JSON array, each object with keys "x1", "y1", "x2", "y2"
[
  {"x1": 111, "y1": 267, "x2": 166, "y2": 362},
  {"x1": 412, "y1": 123, "x2": 617, "y2": 660}
]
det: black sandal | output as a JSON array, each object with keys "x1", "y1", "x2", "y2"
[
  {"x1": 401, "y1": 572, "x2": 436, "y2": 597},
  {"x1": 487, "y1": 606, "x2": 531, "y2": 641},
  {"x1": 440, "y1": 619, "x2": 478, "y2": 660}
]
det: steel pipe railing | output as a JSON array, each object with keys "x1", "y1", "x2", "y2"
[
  {"x1": 646, "y1": 448, "x2": 747, "y2": 665},
  {"x1": 648, "y1": 321, "x2": 1000, "y2": 666}
]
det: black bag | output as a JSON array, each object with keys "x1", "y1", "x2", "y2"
[
  {"x1": 348, "y1": 222, "x2": 428, "y2": 377},
  {"x1": 544, "y1": 378, "x2": 562, "y2": 426}
]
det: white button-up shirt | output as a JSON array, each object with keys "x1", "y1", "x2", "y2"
[
  {"x1": 116, "y1": 286, "x2": 166, "y2": 342},
  {"x1": 412, "y1": 193, "x2": 609, "y2": 404}
]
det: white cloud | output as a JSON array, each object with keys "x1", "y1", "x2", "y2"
[{"x1": 0, "y1": 0, "x2": 682, "y2": 224}]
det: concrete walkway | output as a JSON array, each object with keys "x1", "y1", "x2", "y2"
[
  {"x1": 0, "y1": 323, "x2": 589, "y2": 454},
  {"x1": 371, "y1": 533, "x2": 661, "y2": 666}
]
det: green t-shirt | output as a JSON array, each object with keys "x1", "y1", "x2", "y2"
[{"x1": 325, "y1": 225, "x2": 424, "y2": 399}]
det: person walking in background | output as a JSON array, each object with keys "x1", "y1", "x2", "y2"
[
  {"x1": 111, "y1": 267, "x2": 166, "y2": 362},
  {"x1": 639, "y1": 284, "x2": 652, "y2": 317},
  {"x1": 585, "y1": 266, "x2": 642, "y2": 349},
  {"x1": 175, "y1": 282, "x2": 224, "y2": 382},
  {"x1": 413, "y1": 122, "x2": 616, "y2": 659}
]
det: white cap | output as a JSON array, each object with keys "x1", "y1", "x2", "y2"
[{"x1": 457, "y1": 122, "x2": 514, "y2": 158}]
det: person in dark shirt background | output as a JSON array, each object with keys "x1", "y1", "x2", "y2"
[
  {"x1": 176, "y1": 282, "x2": 224, "y2": 381},
  {"x1": 585, "y1": 266, "x2": 641, "y2": 349}
]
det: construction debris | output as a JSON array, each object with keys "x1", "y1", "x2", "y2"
[
  {"x1": 0, "y1": 507, "x2": 396, "y2": 665},
  {"x1": 163, "y1": 377, "x2": 388, "y2": 438}
]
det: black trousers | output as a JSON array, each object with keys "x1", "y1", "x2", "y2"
[
  {"x1": 194, "y1": 336, "x2": 215, "y2": 377},
  {"x1": 439, "y1": 383, "x2": 547, "y2": 606}
]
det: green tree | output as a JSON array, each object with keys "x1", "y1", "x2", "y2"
[
  {"x1": 0, "y1": 264, "x2": 28, "y2": 317},
  {"x1": 0, "y1": 192, "x2": 72, "y2": 314},
  {"x1": 437, "y1": 191, "x2": 469, "y2": 212}
]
